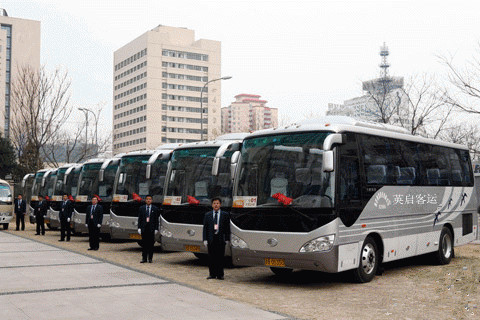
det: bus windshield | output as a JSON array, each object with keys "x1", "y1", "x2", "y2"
[
  {"x1": 115, "y1": 155, "x2": 150, "y2": 198},
  {"x1": 32, "y1": 172, "x2": 45, "y2": 196},
  {"x1": 166, "y1": 147, "x2": 219, "y2": 205},
  {"x1": 65, "y1": 168, "x2": 81, "y2": 197},
  {"x1": 53, "y1": 168, "x2": 68, "y2": 196},
  {"x1": 0, "y1": 183, "x2": 11, "y2": 199},
  {"x1": 78, "y1": 163, "x2": 102, "y2": 196},
  {"x1": 236, "y1": 132, "x2": 334, "y2": 208},
  {"x1": 100, "y1": 162, "x2": 118, "y2": 201},
  {"x1": 44, "y1": 171, "x2": 57, "y2": 198}
]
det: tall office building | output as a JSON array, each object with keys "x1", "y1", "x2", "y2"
[
  {"x1": 112, "y1": 25, "x2": 221, "y2": 154},
  {"x1": 0, "y1": 9, "x2": 41, "y2": 138},
  {"x1": 221, "y1": 94, "x2": 278, "y2": 134}
]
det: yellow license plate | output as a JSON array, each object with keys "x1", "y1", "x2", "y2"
[
  {"x1": 129, "y1": 233, "x2": 142, "y2": 240},
  {"x1": 265, "y1": 258, "x2": 286, "y2": 267},
  {"x1": 185, "y1": 245, "x2": 201, "y2": 252}
]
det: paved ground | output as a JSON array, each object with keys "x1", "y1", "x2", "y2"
[{"x1": 0, "y1": 231, "x2": 289, "y2": 320}]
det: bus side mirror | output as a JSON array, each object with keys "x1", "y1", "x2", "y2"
[
  {"x1": 212, "y1": 158, "x2": 220, "y2": 176},
  {"x1": 323, "y1": 150, "x2": 334, "y2": 172},
  {"x1": 230, "y1": 151, "x2": 241, "y2": 180},
  {"x1": 146, "y1": 165, "x2": 151, "y2": 179}
]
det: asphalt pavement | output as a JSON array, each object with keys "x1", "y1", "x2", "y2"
[{"x1": 0, "y1": 230, "x2": 289, "y2": 320}]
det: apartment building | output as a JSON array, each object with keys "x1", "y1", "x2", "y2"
[
  {"x1": 112, "y1": 25, "x2": 221, "y2": 153},
  {"x1": 0, "y1": 8, "x2": 41, "y2": 138},
  {"x1": 221, "y1": 94, "x2": 278, "y2": 134}
]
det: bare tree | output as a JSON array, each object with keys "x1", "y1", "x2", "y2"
[
  {"x1": 10, "y1": 65, "x2": 72, "y2": 169},
  {"x1": 11, "y1": 66, "x2": 111, "y2": 169},
  {"x1": 439, "y1": 48, "x2": 480, "y2": 114},
  {"x1": 438, "y1": 123, "x2": 480, "y2": 160}
]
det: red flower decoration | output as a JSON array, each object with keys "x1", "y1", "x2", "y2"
[
  {"x1": 187, "y1": 195, "x2": 200, "y2": 205},
  {"x1": 272, "y1": 193, "x2": 293, "y2": 206},
  {"x1": 132, "y1": 192, "x2": 142, "y2": 202}
]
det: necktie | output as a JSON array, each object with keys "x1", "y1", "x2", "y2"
[
  {"x1": 148, "y1": 206, "x2": 151, "y2": 217},
  {"x1": 92, "y1": 205, "x2": 95, "y2": 214}
]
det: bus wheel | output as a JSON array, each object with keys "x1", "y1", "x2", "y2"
[
  {"x1": 3, "y1": 223, "x2": 8, "y2": 230},
  {"x1": 46, "y1": 223, "x2": 58, "y2": 230},
  {"x1": 270, "y1": 267, "x2": 293, "y2": 276},
  {"x1": 433, "y1": 227, "x2": 453, "y2": 265},
  {"x1": 353, "y1": 237, "x2": 378, "y2": 283}
]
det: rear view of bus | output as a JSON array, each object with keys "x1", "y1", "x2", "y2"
[
  {"x1": 230, "y1": 116, "x2": 478, "y2": 282},
  {"x1": 161, "y1": 134, "x2": 246, "y2": 257},
  {"x1": 0, "y1": 179, "x2": 13, "y2": 229}
]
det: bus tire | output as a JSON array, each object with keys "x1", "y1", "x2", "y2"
[
  {"x1": 46, "y1": 223, "x2": 57, "y2": 230},
  {"x1": 433, "y1": 227, "x2": 453, "y2": 265},
  {"x1": 353, "y1": 236, "x2": 378, "y2": 283},
  {"x1": 3, "y1": 223, "x2": 8, "y2": 230},
  {"x1": 270, "y1": 267, "x2": 293, "y2": 277}
]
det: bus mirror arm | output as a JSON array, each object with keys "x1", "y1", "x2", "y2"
[
  {"x1": 146, "y1": 165, "x2": 151, "y2": 179},
  {"x1": 212, "y1": 158, "x2": 220, "y2": 176},
  {"x1": 323, "y1": 151, "x2": 334, "y2": 172},
  {"x1": 477, "y1": 205, "x2": 480, "y2": 214},
  {"x1": 323, "y1": 133, "x2": 344, "y2": 151},
  {"x1": 230, "y1": 151, "x2": 241, "y2": 180}
]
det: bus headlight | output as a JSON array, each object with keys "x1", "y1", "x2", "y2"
[
  {"x1": 231, "y1": 234, "x2": 248, "y2": 249},
  {"x1": 299, "y1": 235, "x2": 335, "y2": 253},
  {"x1": 160, "y1": 225, "x2": 172, "y2": 238}
]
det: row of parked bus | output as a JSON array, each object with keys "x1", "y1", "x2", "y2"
[{"x1": 20, "y1": 116, "x2": 479, "y2": 282}]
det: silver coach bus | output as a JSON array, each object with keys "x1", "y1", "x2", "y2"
[
  {"x1": 230, "y1": 116, "x2": 478, "y2": 282},
  {"x1": 109, "y1": 145, "x2": 176, "y2": 242},
  {"x1": 73, "y1": 158, "x2": 120, "y2": 237},
  {"x1": 160, "y1": 133, "x2": 248, "y2": 257}
]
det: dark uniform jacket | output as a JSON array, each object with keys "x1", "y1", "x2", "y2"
[
  {"x1": 203, "y1": 210, "x2": 231, "y2": 244},
  {"x1": 85, "y1": 204, "x2": 103, "y2": 225},
  {"x1": 60, "y1": 200, "x2": 74, "y2": 220},
  {"x1": 34, "y1": 200, "x2": 48, "y2": 217},
  {"x1": 137, "y1": 204, "x2": 160, "y2": 233},
  {"x1": 14, "y1": 199, "x2": 27, "y2": 215}
]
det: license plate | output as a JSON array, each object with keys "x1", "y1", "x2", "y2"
[
  {"x1": 265, "y1": 258, "x2": 286, "y2": 267},
  {"x1": 185, "y1": 245, "x2": 201, "y2": 252},
  {"x1": 129, "y1": 233, "x2": 142, "y2": 240}
]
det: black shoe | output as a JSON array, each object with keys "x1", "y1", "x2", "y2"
[
  {"x1": 217, "y1": 276, "x2": 224, "y2": 280},
  {"x1": 140, "y1": 260, "x2": 147, "y2": 263},
  {"x1": 35, "y1": 233, "x2": 40, "y2": 235},
  {"x1": 207, "y1": 276, "x2": 215, "y2": 279},
  {"x1": 42, "y1": 233, "x2": 45, "y2": 235},
  {"x1": 66, "y1": 239, "x2": 70, "y2": 242},
  {"x1": 94, "y1": 248, "x2": 98, "y2": 251},
  {"x1": 88, "y1": 248, "x2": 93, "y2": 250},
  {"x1": 59, "y1": 239, "x2": 64, "y2": 242},
  {"x1": 148, "y1": 260, "x2": 152, "y2": 263},
  {"x1": 16, "y1": 229, "x2": 19, "y2": 231}
]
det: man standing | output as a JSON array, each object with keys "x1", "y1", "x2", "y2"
[
  {"x1": 203, "y1": 197, "x2": 230, "y2": 280},
  {"x1": 14, "y1": 194, "x2": 27, "y2": 231},
  {"x1": 59, "y1": 194, "x2": 73, "y2": 242},
  {"x1": 137, "y1": 195, "x2": 160, "y2": 263},
  {"x1": 85, "y1": 196, "x2": 103, "y2": 250},
  {"x1": 34, "y1": 195, "x2": 48, "y2": 235}
]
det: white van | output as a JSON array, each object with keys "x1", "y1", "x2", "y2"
[{"x1": 0, "y1": 179, "x2": 13, "y2": 229}]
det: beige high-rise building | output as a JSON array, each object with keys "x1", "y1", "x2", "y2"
[
  {"x1": 112, "y1": 25, "x2": 221, "y2": 154},
  {"x1": 222, "y1": 94, "x2": 278, "y2": 134},
  {"x1": 0, "y1": 9, "x2": 41, "y2": 138}
]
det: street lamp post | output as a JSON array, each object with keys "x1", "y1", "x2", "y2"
[
  {"x1": 200, "y1": 76, "x2": 232, "y2": 141},
  {"x1": 78, "y1": 107, "x2": 98, "y2": 156}
]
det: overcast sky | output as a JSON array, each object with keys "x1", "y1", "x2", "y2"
[{"x1": 4, "y1": 0, "x2": 480, "y2": 133}]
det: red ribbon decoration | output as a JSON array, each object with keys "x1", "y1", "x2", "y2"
[
  {"x1": 272, "y1": 193, "x2": 293, "y2": 206},
  {"x1": 132, "y1": 192, "x2": 142, "y2": 202},
  {"x1": 93, "y1": 194, "x2": 102, "y2": 202},
  {"x1": 68, "y1": 195, "x2": 74, "y2": 201},
  {"x1": 187, "y1": 195, "x2": 200, "y2": 205},
  {"x1": 45, "y1": 196, "x2": 50, "y2": 201}
]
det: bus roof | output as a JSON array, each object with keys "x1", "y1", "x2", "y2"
[
  {"x1": 248, "y1": 116, "x2": 469, "y2": 151},
  {"x1": 173, "y1": 133, "x2": 249, "y2": 151}
]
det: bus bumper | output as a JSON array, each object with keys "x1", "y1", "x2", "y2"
[{"x1": 231, "y1": 247, "x2": 339, "y2": 273}]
